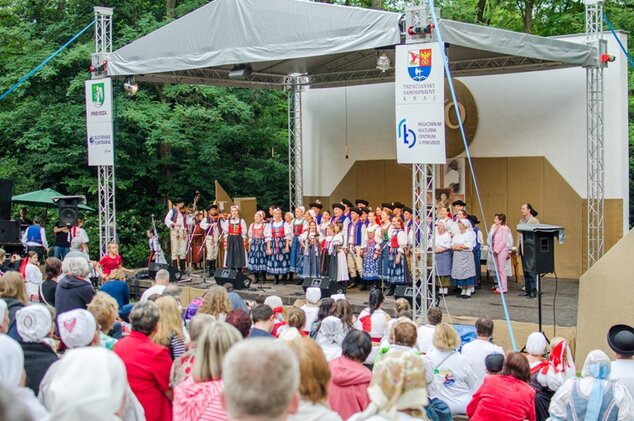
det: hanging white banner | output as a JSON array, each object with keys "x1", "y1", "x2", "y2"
[
  {"x1": 395, "y1": 43, "x2": 446, "y2": 164},
  {"x1": 85, "y1": 78, "x2": 114, "y2": 166}
]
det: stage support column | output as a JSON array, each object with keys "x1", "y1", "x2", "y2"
[
  {"x1": 585, "y1": 0, "x2": 605, "y2": 268},
  {"x1": 286, "y1": 75, "x2": 307, "y2": 210}
]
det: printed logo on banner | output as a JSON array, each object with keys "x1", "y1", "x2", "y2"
[
  {"x1": 408, "y1": 48, "x2": 432, "y2": 82},
  {"x1": 89, "y1": 136, "x2": 95, "y2": 145},
  {"x1": 397, "y1": 118, "x2": 416, "y2": 149},
  {"x1": 91, "y1": 83, "x2": 105, "y2": 108}
]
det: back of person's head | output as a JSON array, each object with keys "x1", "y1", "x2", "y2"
[
  {"x1": 485, "y1": 353, "x2": 505, "y2": 374},
  {"x1": 162, "y1": 284, "x2": 182, "y2": 301},
  {"x1": 0, "y1": 272, "x2": 28, "y2": 303},
  {"x1": 475, "y1": 317, "x2": 494, "y2": 338},
  {"x1": 264, "y1": 295, "x2": 283, "y2": 311},
  {"x1": 33, "y1": 216, "x2": 42, "y2": 225},
  {"x1": 394, "y1": 319, "x2": 418, "y2": 348},
  {"x1": 286, "y1": 307, "x2": 306, "y2": 331},
  {"x1": 525, "y1": 332, "x2": 548, "y2": 356},
  {"x1": 108, "y1": 268, "x2": 126, "y2": 281},
  {"x1": 16, "y1": 304, "x2": 53, "y2": 343},
  {"x1": 154, "y1": 269, "x2": 170, "y2": 285},
  {"x1": 395, "y1": 298, "x2": 411, "y2": 315},
  {"x1": 129, "y1": 301, "x2": 160, "y2": 336},
  {"x1": 153, "y1": 296, "x2": 184, "y2": 345},
  {"x1": 44, "y1": 257, "x2": 62, "y2": 280},
  {"x1": 226, "y1": 309, "x2": 251, "y2": 338},
  {"x1": 58, "y1": 309, "x2": 98, "y2": 348},
  {"x1": 193, "y1": 322, "x2": 242, "y2": 382},
  {"x1": 222, "y1": 339, "x2": 300, "y2": 419},
  {"x1": 368, "y1": 288, "x2": 384, "y2": 314},
  {"x1": 188, "y1": 314, "x2": 216, "y2": 342},
  {"x1": 316, "y1": 298, "x2": 335, "y2": 322},
  {"x1": 199, "y1": 285, "x2": 232, "y2": 318},
  {"x1": 87, "y1": 292, "x2": 119, "y2": 334},
  {"x1": 581, "y1": 350, "x2": 612, "y2": 379},
  {"x1": 61, "y1": 256, "x2": 90, "y2": 278},
  {"x1": 342, "y1": 330, "x2": 372, "y2": 363},
  {"x1": 0, "y1": 384, "x2": 31, "y2": 421},
  {"x1": 251, "y1": 303, "x2": 273, "y2": 324},
  {"x1": 288, "y1": 337, "x2": 330, "y2": 404},
  {"x1": 503, "y1": 352, "x2": 530, "y2": 382},
  {"x1": 433, "y1": 323, "x2": 461, "y2": 352},
  {"x1": 330, "y1": 299, "x2": 354, "y2": 331},
  {"x1": 427, "y1": 307, "x2": 442, "y2": 325},
  {"x1": 223, "y1": 283, "x2": 234, "y2": 293},
  {"x1": 70, "y1": 236, "x2": 85, "y2": 251},
  {"x1": 0, "y1": 248, "x2": 5, "y2": 261}
]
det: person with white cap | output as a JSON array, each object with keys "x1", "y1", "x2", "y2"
[
  {"x1": 316, "y1": 316, "x2": 345, "y2": 362},
  {"x1": 609, "y1": 324, "x2": 634, "y2": 399},
  {"x1": 264, "y1": 295, "x2": 286, "y2": 337},
  {"x1": 15, "y1": 304, "x2": 58, "y2": 394},
  {"x1": 0, "y1": 334, "x2": 49, "y2": 420},
  {"x1": 57, "y1": 308, "x2": 99, "y2": 349},
  {"x1": 548, "y1": 350, "x2": 634, "y2": 421},
  {"x1": 450, "y1": 218, "x2": 477, "y2": 299},
  {"x1": 300, "y1": 287, "x2": 321, "y2": 335},
  {"x1": 524, "y1": 332, "x2": 548, "y2": 371}
]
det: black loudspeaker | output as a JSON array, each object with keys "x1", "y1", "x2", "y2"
[
  {"x1": 0, "y1": 179, "x2": 13, "y2": 221},
  {"x1": 0, "y1": 220, "x2": 21, "y2": 245},
  {"x1": 55, "y1": 196, "x2": 83, "y2": 226},
  {"x1": 301, "y1": 277, "x2": 345, "y2": 298},
  {"x1": 519, "y1": 229, "x2": 558, "y2": 274},
  {"x1": 214, "y1": 269, "x2": 251, "y2": 290},
  {"x1": 148, "y1": 262, "x2": 181, "y2": 283},
  {"x1": 395, "y1": 285, "x2": 439, "y2": 308}
]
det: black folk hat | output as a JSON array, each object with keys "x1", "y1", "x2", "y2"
[{"x1": 608, "y1": 324, "x2": 634, "y2": 357}]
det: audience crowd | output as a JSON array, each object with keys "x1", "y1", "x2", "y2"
[{"x1": 1, "y1": 258, "x2": 633, "y2": 421}]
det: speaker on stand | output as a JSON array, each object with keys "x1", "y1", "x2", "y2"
[{"x1": 52, "y1": 195, "x2": 86, "y2": 227}]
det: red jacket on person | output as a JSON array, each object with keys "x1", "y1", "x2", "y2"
[
  {"x1": 466, "y1": 374, "x2": 536, "y2": 421},
  {"x1": 328, "y1": 356, "x2": 372, "y2": 420}
]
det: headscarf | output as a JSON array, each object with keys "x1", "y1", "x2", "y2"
[
  {"x1": 581, "y1": 350, "x2": 612, "y2": 421},
  {"x1": 16, "y1": 304, "x2": 52, "y2": 343},
  {"x1": 278, "y1": 327, "x2": 302, "y2": 342},
  {"x1": 548, "y1": 339, "x2": 575, "y2": 374},
  {"x1": 264, "y1": 296, "x2": 284, "y2": 320},
  {"x1": 459, "y1": 218, "x2": 472, "y2": 230},
  {"x1": 305, "y1": 287, "x2": 321, "y2": 304},
  {"x1": 57, "y1": 309, "x2": 97, "y2": 349},
  {"x1": 45, "y1": 347, "x2": 127, "y2": 421},
  {"x1": 0, "y1": 333, "x2": 24, "y2": 388},
  {"x1": 296, "y1": 206, "x2": 306, "y2": 213},
  {"x1": 316, "y1": 316, "x2": 344, "y2": 346},
  {"x1": 526, "y1": 332, "x2": 547, "y2": 356},
  {"x1": 359, "y1": 352, "x2": 428, "y2": 420},
  {"x1": 331, "y1": 293, "x2": 346, "y2": 302}
]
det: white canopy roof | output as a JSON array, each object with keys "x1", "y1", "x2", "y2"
[{"x1": 107, "y1": 0, "x2": 597, "y2": 89}]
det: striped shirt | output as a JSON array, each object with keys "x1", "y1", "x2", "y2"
[{"x1": 173, "y1": 377, "x2": 227, "y2": 421}]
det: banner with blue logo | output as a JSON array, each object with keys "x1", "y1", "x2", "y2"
[
  {"x1": 395, "y1": 43, "x2": 445, "y2": 164},
  {"x1": 85, "y1": 78, "x2": 114, "y2": 166}
]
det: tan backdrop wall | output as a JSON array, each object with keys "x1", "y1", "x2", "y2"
[{"x1": 305, "y1": 157, "x2": 623, "y2": 279}]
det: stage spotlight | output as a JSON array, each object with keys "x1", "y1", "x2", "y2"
[
  {"x1": 376, "y1": 51, "x2": 390, "y2": 72},
  {"x1": 123, "y1": 76, "x2": 138, "y2": 96},
  {"x1": 228, "y1": 65, "x2": 252, "y2": 80}
]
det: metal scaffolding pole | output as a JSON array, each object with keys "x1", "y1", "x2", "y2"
[
  {"x1": 286, "y1": 75, "x2": 306, "y2": 209},
  {"x1": 93, "y1": 7, "x2": 116, "y2": 257},
  {"x1": 585, "y1": 0, "x2": 605, "y2": 267}
]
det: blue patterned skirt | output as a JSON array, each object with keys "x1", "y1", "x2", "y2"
[
  {"x1": 377, "y1": 246, "x2": 390, "y2": 280},
  {"x1": 248, "y1": 238, "x2": 267, "y2": 272},
  {"x1": 301, "y1": 245, "x2": 321, "y2": 278},
  {"x1": 387, "y1": 248, "x2": 406, "y2": 285},
  {"x1": 436, "y1": 250, "x2": 453, "y2": 277},
  {"x1": 267, "y1": 238, "x2": 289, "y2": 275},
  {"x1": 451, "y1": 250, "x2": 477, "y2": 287},
  {"x1": 288, "y1": 236, "x2": 303, "y2": 273},
  {"x1": 362, "y1": 242, "x2": 379, "y2": 280}
]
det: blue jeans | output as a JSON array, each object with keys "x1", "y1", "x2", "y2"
[
  {"x1": 119, "y1": 304, "x2": 134, "y2": 323},
  {"x1": 54, "y1": 246, "x2": 70, "y2": 260},
  {"x1": 524, "y1": 270, "x2": 536, "y2": 294}
]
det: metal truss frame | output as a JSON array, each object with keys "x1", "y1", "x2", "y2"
[
  {"x1": 585, "y1": 0, "x2": 605, "y2": 267},
  {"x1": 286, "y1": 75, "x2": 307, "y2": 209}
]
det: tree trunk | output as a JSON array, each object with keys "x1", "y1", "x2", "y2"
[
  {"x1": 166, "y1": 0, "x2": 177, "y2": 18},
  {"x1": 371, "y1": 0, "x2": 382, "y2": 9},
  {"x1": 154, "y1": 84, "x2": 173, "y2": 183},
  {"x1": 523, "y1": 0, "x2": 533, "y2": 33},
  {"x1": 476, "y1": 0, "x2": 488, "y2": 23}
]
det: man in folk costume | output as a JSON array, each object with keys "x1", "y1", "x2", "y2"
[
  {"x1": 403, "y1": 206, "x2": 416, "y2": 283},
  {"x1": 308, "y1": 202, "x2": 323, "y2": 225},
  {"x1": 341, "y1": 198, "x2": 353, "y2": 223},
  {"x1": 345, "y1": 207, "x2": 366, "y2": 289},
  {"x1": 22, "y1": 217, "x2": 48, "y2": 264},
  {"x1": 164, "y1": 197, "x2": 191, "y2": 274},
  {"x1": 451, "y1": 200, "x2": 467, "y2": 221},
  {"x1": 199, "y1": 203, "x2": 222, "y2": 276},
  {"x1": 332, "y1": 203, "x2": 347, "y2": 227},
  {"x1": 355, "y1": 199, "x2": 369, "y2": 226}
]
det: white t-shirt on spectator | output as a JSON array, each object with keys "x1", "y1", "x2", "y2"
[
  {"x1": 424, "y1": 349, "x2": 478, "y2": 415},
  {"x1": 460, "y1": 338, "x2": 504, "y2": 389},
  {"x1": 417, "y1": 324, "x2": 436, "y2": 353},
  {"x1": 140, "y1": 285, "x2": 166, "y2": 302},
  {"x1": 611, "y1": 359, "x2": 634, "y2": 399}
]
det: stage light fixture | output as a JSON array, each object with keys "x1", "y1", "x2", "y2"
[
  {"x1": 376, "y1": 51, "x2": 390, "y2": 72},
  {"x1": 123, "y1": 76, "x2": 138, "y2": 96},
  {"x1": 228, "y1": 65, "x2": 252, "y2": 80}
]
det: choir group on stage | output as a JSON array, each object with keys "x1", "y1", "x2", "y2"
[{"x1": 163, "y1": 196, "x2": 515, "y2": 297}]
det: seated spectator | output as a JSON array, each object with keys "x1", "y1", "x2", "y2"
[
  {"x1": 55, "y1": 256, "x2": 95, "y2": 316},
  {"x1": 608, "y1": 324, "x2": 634, "y2": 399},
  {"x1": 86, "y1": 292, "x2": 119, "y2": 350},
  {"x1": 524, "y1": 331, "x2": 548, "y2": 370},
  {"x1": 99, "y1": 268, "x2": 132, "y2": 318},
  {"x1": 0, "y1": 301, "x2": 8, "y2": 333},
  {"x1": 485, "y1": 353, "x2": 505, "y2": 374},
  {"x1": 460, "y1": 317, "x2": 504, "y2": 389},
  {"x1": 286, "y1": 337, "x2": 343, "y2": 421},
  {"x1": 394, "y1": 297, "x2": 412, "y2": 319},
  {"x1": 549, "y1": 350, "x2": 634, "y2": 420},
  {"x1": 57, "y1": 309, "x2": 99, "y2": 349},
  {"x1": 0, "y1": 334, "x2": 48, "y2": 420},
  {"x1": 282, "y1": 306, "x2": 307, "y2": 337},
  {"x1": 174, "y1": 322, "x2": 242, "y2": 421},
  {"x1": 224, "y1": 283, "x2": 249, "y2": 313},
  {"x1": 39, "y1": 257, "x2": 61, "y2": 307},
  {"x1": 356, "y1": 289, "x2": 391, "y2": 363},
  {"x1": 42, "y1": 347, "x2": 129, "y2": 419},
  {"x1": 0, "y1": 247, "x2": 21, "y2": 273},
  {"x1": 114, "y1": 301, "x2": 173, "y2": 421},
  {"x1": 330, "y1": 299, "x2": 356, "y2": 334},
  {"x1": 170, "y1": 314, "x2": 215, "y2": 387},
  {"x1": 222, "y1": 338, "x2": 301, "y2": 421},
  {"x1": 15, "y1": 305, "x2": 58, "y2": 394},
  {"x1": 0, "y1": 272, "x2": 28, "y2": 339},
  {"x1": 348, "y1": 352, "x2": 429, "y2": 420},
  {"x1": 249, "y1": 303, "x2": 275, "y2": 338},
  {"x1": 425, "y1": 323, "x2": 478, "y2": 415},
  {"x1": 300, "y1": 287, "x2": 321, "y2": 335},
  {"x1": 199, "y1": 285, "x2": 232, "y2": 321},
  {"x1": 418, "y1": 306, "x2": 442, "y2": 353},
  {"x1": 375, "y1": 317, "x2": 420, "y2": 365},
  {"x1": 316, "y1": 316, "x2": 344, "y2": 362},
  {"x1": 140, "y1": 268, "x2": 170, "y2": 302},
  {"x1": 309, "y1": 297, "x2": 335, "y2": 338},
  {"x1": 153, "y1": 296, "x2": 188, "y2": 360},
  {"x1": 226, "y1": 309, "x2": 252, "y2": 338},
  {"x1": 532, "y1": 337, "x2": 576, "y2": 421},
  {"x1": 264, "y1": 295, "x2": 286, "y2": 337},
  {"x1": 467, "y1": 352, "x2": 536, "y2": 421},
  {"x1": 328, "y1": 330, "x2": 373, "y2": 419}
]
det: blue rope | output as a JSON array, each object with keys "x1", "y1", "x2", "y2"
[
  {"x1": 0, "y1": 19, "x2": 96, "y2": 102},
  {"x1": 603, "y1": 13, "x2": 634, "y2": 69},
  {"x1": 427, "y1": 1, "x2": 518, "y2": 351}
]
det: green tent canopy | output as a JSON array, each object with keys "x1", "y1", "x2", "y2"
[{"x1": 12, "y1": 188, "x2": 96, "y2": 212}]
